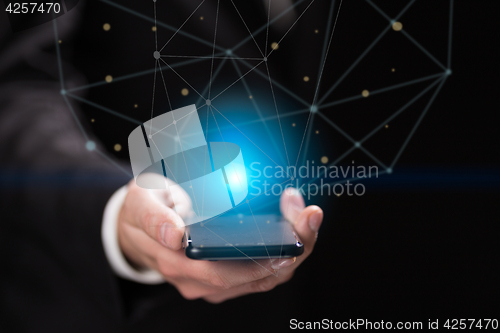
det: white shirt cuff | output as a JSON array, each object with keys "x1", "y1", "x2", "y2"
[{"x1": 101, "y1": 185, "x2": 166, "y2": 284}]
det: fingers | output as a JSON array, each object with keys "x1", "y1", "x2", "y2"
[
  {"x1": 280, "y1": 188, "x2": 305, "y2": 222},
  {"x1": 121, "y1": 180, "x2": 185, "y2": 250}
]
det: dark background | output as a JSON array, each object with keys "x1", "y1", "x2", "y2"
[{"x1": 1, "y1": 0, "x2": 498, "y2": 331}]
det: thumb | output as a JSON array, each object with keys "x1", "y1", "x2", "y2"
[{"x1": 121, "y1": 183, "x2": 185, "y2": 250}]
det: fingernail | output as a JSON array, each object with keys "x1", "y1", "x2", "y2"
[
  {"x1": 308, "y1": 210, "x2": 322, "y2": 232},
  {"x1": 271, "y1": 258, "x2": 295, "y2": 270},
  {"x1": 160, "y1": 223, "x2": 168, "y2": 247}
]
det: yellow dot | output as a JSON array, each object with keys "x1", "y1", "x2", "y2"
[
  {"x1": 315, "y1": 29, "x2": 319, "y2": 34},
  {"x1": 362, "y1": 89, "x2": 369, "y2": 97},
  {"x1": 181, "y1": 88, "x2": 189, "y2": 96},
  {"x1": 267, "y1": 220, "x2": 270, "y2": 224},
  {"x1": 200, "y1": 244, "x2": 204, "y2": 248},
  {"x1": 91, "y1": 118, "x2": 95, "y2": 123},
  {"x1": 303, "y1": 76, "x2": 310, "y2": 82},
  {"x1": 103, "y1": 23, "x2": 110, "y2": 31},
  {"x1": 134, "y1": 104, "x2": 138, "y2": 108},
  {"x1": 321, "y1": 156, "x2": 329, "y2": 164},
  {"x1": 315, "y1": 130, "x2": 319, "y2": 134},
  {"x1": 292, "y1": 123, "x2": 296, "y2": 127},
  {"x1": 391, "y1": 68, "x2": 395, "y2": 72},
  {"x1": 271, "y1": 42, "x2": 279, "y2": 50},
  {"x1": 114, "y1": 144, "x2": 122, "y2": 152},
  {"x1": 239, "y1": 220, "x2": 243, "y2": 224},
  {"x1": 200, "y1": 16, "x2": 204, "y2": 20},
  {"x1": 105, "y1": 75, "x2": 113, "y2": 83},
  {"x1": 392, "y1": 21, "x2": 403, "y2": 31},
  {"x1": 58, "y1": 40, "x2": 62, "y2": 44},
  {"x1": 385, "y1": 124, "x2": 389, "y2": 129},
  {"x1": 152, "y1": 26, "x2": 157, "y2": 32},
  {"x1": 336, "y1": 193, "x2": 340, "y2": 197},
  {"x1": 249, "y1": 95, "x2": 253, "y2": 99}
]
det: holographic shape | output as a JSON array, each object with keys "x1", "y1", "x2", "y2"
[{"x1": 128, "y1": 104, "x2": 248, "y2": 225}]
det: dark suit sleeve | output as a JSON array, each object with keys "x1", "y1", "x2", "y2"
[{"x1": 0, "y1": 5, "x2": 179, "y2": 332}]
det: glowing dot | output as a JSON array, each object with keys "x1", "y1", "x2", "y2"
[
  {"x1": 200, "y1": 16, "x2": 204, "y2": 20},
  {"x1": 385, "y1": 124, "x2": 389, "y2": 129},
  {"x1": 58, "y1": 40, "x2": 62, "y2": 44},
  {"x1": 114, "y1": 144, "x2": 122, "y2": 152},
  {"x1": 152, "y1": 26, "x2": 157, "y2": 32},
  {"x1": 267, "y1": 220, "x2": 270, "y2": 224},
  {"x1": 249, "y1": 95, "x2": 253, "y2": 99},
  {"x1": 362, "y1": 89, "x2": 369, "y2": 97},
  {"x1": 200, "y1": 244, "x2": 204, "y2": 248},
  {"x1": 321, "y1": 156, "x2": 328, "y2": 164},
  {"x1": 392, "y1": 21, "x2": 403, "y2": 31},
  {"x1": 315, "y1": 130, "x2": 319, "y2": 134},
  {"x1": 315, "y1": 29, "x2": 319, "y2": 34},
  {"x1": 240, "y1": 220, "x2": 243, "y2": 224},
  {"x1": 181, "y1": 88, "x2": 189, "y2": 96},
  {"x1": 292, "y1": 123, "x2": 296, "y2": 127},
  {"x1": 148, "y1": 135, "x2": 152, "y2": 139},
  {"x1": 91, "y1": 118, "x2": 95, "y2": 123},
  {"x1": 105, "y1": 75, "x2": 113, "y2": 83},
  {"x1": 392, "y1": 68, "x2": 395, "y2": 72},
  {"x1": 103, "y1": 23, "x2": 111, "y2": 31},
  {"x1": 86, "y1": 141, "x2": 96, "y2": 151},
  {"x1": 303, "y1": 76, "x2": 310, "y2": 82},
  {"x1": 134, "y1": 104, "x2": 138, "y2": 108},
  {"x1": 271, "y1": 42, "x2": 279, "y2": 50},
  {"x1": 336, "y1": 194, "x2": 340, "y2": 197}
]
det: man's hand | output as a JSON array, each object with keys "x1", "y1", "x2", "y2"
[{"x1": 118, "y1": 177, "x2": 323, "y2": 303}]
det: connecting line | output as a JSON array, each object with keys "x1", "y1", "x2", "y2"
[
  {"x1": 159, "y1": 58, "x2": 205, "y2": 101},
  {"x1": 267, "y1": 0, "x2": 316, "y2": 58},
  {"x1": 448, "y1": 0, "x2": 454, "y2": 68},
  {"x1": 197, "y1": 58, "x2": 228, "y2": 105},
  {"x1": 304, "y1": 145, "x2": 356, "y2": 186},
  {"x1": 299, "y1": 115, "x2": 315, "y2": 168},
  {"x1": 264, "y1": 0, "x2": 271, "y2": 56},
  {"x1": 149, "y1": 60, "x2": 158, "y2": 135},
  {"x1": 231, "y1": 0, "x2": 306, "y2": 53},
  {"x1": 235, "y1": 58, "x2": 310, "y2": 107},
  {"x1": 160, "y1": 55, "x2": 262, "y2": 60},
  {"x1": 52, "y1": 18, "x2": 65, "y2": 89},
  {"x1": 358, "y1": 146, "x2": 388, "y2": 170},
  {"x1": 316, "y1": 111, "x2": 355, "y2": 143},
  {"x1": 366, "y1": 0, "x2": 447, "y2": 71},
  {"x1": 208, "y1": 0, "x2": 220, "y2": 100},
  {"x1": 391, "y1": 77, "x2": 447, "y2": 168},
  {"x1": 315, "y1": 0, "x2": 337, "y2": 95},
  {"x1": 210, "y1": 61, "x2": 264, "y2": 102},
  {"x1": 159, "y1": 0, "x2": 206, "y2": 52},
  {"x1": 360, "y1": 76, "x2": 444, "y2": 144},
  {"x1": 158, "y1": 62, "x2": 173, "y2": 111},
  {"x1": 61, "y1": 95, "x2": 88, "y2": 141},
  {"x1": 100, "y1": 0, "x2": 222, "y2": 52},
  {"x1": 211, "y1": 105, "x2": 290, "y2": 178},
  {"x1": 264, "y1": 61, "x2": 291, "y2": 169},
  {"x1": 201, "y1": 106, "x2": 209, "y2": 218},
  {"x1": 153, "y1": 0, "x2": 158, "y2": 51},
  {"x1": 296, "y1": 0, "x2": 343, "y2": 168},
  {"x1": 247, "y1": 201, "x2": 273, "y2": 269},
  {"x1": 318, "y1": 72, "x2": 444, "y2": 110},
  {"x1": 318, "y1": 0, "x2": 416, "y2": 105},
  {"x1": 66, "y1": 93, "x2": 142, "y2": 125},
  {"x1": 231, "y1": 58, "x2": 287, "y2": 167},
  {"x1": 230, "y1": 0, "x2": 265, "y2": 58},
  {"x1": 66, "y1": 57, "x2": 209, "y2": 93},
  {"x1": 95, "y1": 149, "x2": 133, "y2": 178}
]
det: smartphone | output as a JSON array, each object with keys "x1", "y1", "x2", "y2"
[{"x1": 183, "y1": 214, "x2": 304, "y2": 260}]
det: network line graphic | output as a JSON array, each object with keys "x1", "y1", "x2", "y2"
[{"x1": 53, "y1": 0, "x2": 453, "y2": 273}]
